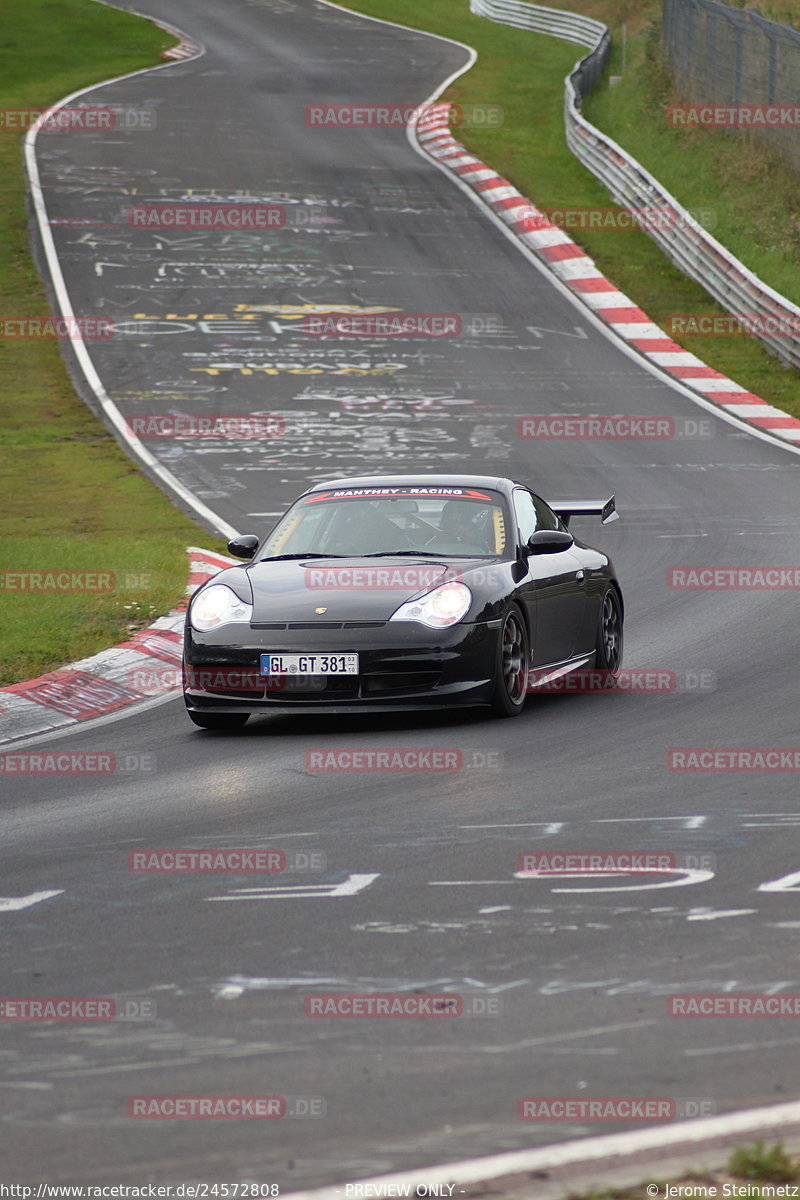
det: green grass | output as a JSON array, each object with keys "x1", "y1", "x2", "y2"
[
  {"x1": 728, "y1": 1141, "x2": 800, "y2": 1183},
  {"x1": 339, "y1": 0, "x2": 799, "y2": 415},
  {"x1": 1, "y1": 0, "x2": 798, "y2": 684},
  {"x1": 585, "y1": 8, "x2": 800, "y2": 306},
  {"x1": 0, "y1": 0, "x2": 227, "y2": 687},
  {"x1": 560, "y1": 1143, "x2": 800, "y2": 1200}
]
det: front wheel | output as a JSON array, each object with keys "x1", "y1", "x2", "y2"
[
  {"x1": 186, "y1": 710, "x2": 250, "y2": 731},
  {"x1": 490, "y1": 606, "x2": 530, "y2": 718},
  {"x1": 595, "y1": 587, "x2": 623, "y2": 676}
]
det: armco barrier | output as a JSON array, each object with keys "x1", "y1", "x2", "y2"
[
  {"x1": 470, "y1": 0, "x2": 604, "y2": 45},
  {"x1": 469, "y1": 0, "x2": 800, "y2": 372}
]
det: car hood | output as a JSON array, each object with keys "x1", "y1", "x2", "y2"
[{"x1": 244, "y1": 555, "x2": 489, "y2": 623}]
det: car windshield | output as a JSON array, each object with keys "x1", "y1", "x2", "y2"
[{"x1": 260, "y1": 486, "x2": 509, "y2": 559}]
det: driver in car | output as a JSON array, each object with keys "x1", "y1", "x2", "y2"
[{"x1": 428, "y1": 501, "x2": 491, "y2": 552}]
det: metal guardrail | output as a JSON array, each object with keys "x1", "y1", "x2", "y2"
[
  {"x1": 469, "y1": 0, "x2": 800, "y2": 370},
  {"x1": 470, "y1": 0, "x2": 603, "y2": 45},
  {"x1": 664, "y1": 0, "x2": 800, "y2": 176}
]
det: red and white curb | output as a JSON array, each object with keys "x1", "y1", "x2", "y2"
[
  {"x1": 161, "y1": 38, "x2": 201, "y2": 60},
  {"x1": 0, "y1": 548, "x2": 230, "y2": 746},
  {"x1": 414, "y1": 103, "x2": 800, "y2": 444}
]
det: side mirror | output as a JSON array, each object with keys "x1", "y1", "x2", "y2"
[
  {"x1": 227, "y1": 534, "x2": 260, "y2": 560},
  {"x1": 526, "y1": 529, "x2": 574, "y2": 555}
]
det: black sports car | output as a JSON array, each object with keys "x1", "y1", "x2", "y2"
[{"x1": 183, "y1": 474, "x2": 623, "y2": 729}]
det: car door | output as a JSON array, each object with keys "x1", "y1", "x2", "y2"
[
  {"x1": 513, "y1": 489, "x2": 587, "y2": 666},
  {"x1": 509, "y1": 488, "x2": 539, "y2": 658}
]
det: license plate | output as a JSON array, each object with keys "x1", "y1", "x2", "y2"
[{"x1": 261, "y1": 653, "x2": 359, "y2": 676}]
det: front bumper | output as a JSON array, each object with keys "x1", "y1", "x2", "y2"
[{"x1": 183, "y1": 619, "x2": 500, "y2": 715}]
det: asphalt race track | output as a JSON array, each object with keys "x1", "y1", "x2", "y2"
[{"x1": 3, "y1": 0, "x2": 800, "y2": 1185}]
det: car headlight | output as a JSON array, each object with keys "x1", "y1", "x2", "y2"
[
  {"x1": 389, "y1": 580, "x2": 472, "y2": 629},
  {"x1": 190, "y1": 584, "x2": 253, "y2": 633}
]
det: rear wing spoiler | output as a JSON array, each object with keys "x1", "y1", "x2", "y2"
[{"x1": 550, "y1": 495, "x2": 618, "y2": 528}]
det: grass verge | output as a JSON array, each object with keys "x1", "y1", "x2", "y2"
[
  {"x1": 0, "y1": 0, "x2": 226, "y2": 687},
  {"x1": 567, "y1": 1141, "x2": 800, "y2": 1200},
  {"x1": 453, "y1": 1139, "x2": 800, "y2": 1199},
  {"x1": 338, "y1": 0, "x2": 799, "y2": 416}
]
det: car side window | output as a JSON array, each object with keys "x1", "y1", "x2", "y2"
[
  {"x1": 531, "y1": 493, "x2": 564, "y2": 532},
  {"x1": 512, "y1": 489, "x2": 538, "y2": 546}
]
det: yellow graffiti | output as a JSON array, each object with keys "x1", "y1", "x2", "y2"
[
  {"x1": 189, "y1": 366, "x2": 403, "y2": 376},
  {"x1": 232, "y1": 303, "x2": 403, "y2": 319},
  {"x1": 133, "y1": 313, "x2": 257, "y2": 321},
  {"x1": 132, "y1": 306, "x2": 403, "y2": 322}
]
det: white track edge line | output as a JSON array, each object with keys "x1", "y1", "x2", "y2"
[
  {"x1": 413, "y1": 134, "x2": 800, "y2": 456},
  {"x1": 321, "y1": 0, "x2": 800, "y2": 459},
  {"x1": 304, "y1": 0, "x2": 800, "y2": 1194},
  {"x1": 23, "y1": 2, "x2": 239, "y2": 540},
  {"x1": 11, "y1": 0, "x2": 800, "y2": 1181},
  {"x1": 281, "y1": 1099, "x2": 800, "y2": 1200},
  {"x1": 0, "y1": 689, "x2": 182, "y2": 749}
]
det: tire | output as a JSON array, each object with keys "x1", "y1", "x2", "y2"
[
  {"x1": 186, "y1": 710, "x2": 250, "y2": 731},
  {"x1": 595, "y1": 586, "x2": 623, "y2": 676},
  {"x1": 490, "y1": 606, "x2": 530, "y2": 718}
]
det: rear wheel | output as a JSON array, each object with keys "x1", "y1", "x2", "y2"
[
  {"x1": 186, "y1": 710, "x2": 250, "y2": 731},
  {"x1": 491, "y1": 606, "x2": 529, "y2": 718},
  {"x1": 595, "y1": 587, "x2": 623, "y2": 676}
]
